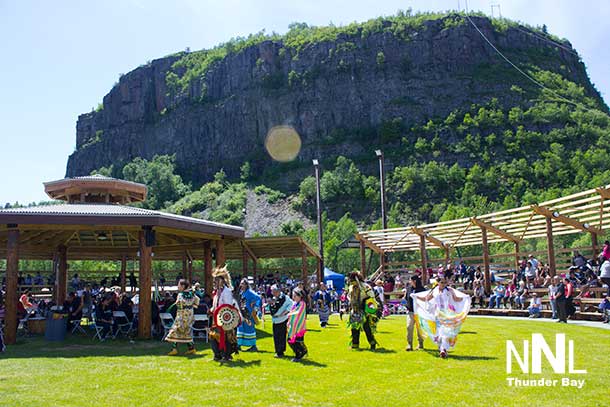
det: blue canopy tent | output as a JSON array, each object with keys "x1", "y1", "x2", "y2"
[{"x1": 323, "y1": 267, "x2": 345, "y2": 292}]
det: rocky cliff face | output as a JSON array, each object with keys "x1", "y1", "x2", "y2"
[{"x1": 66, "y1": 15, "x2": 602, "y2": 188}]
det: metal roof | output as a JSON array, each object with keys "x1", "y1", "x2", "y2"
[{"x1": 0, "y1": 203, "x2": 244, "y2": 238}]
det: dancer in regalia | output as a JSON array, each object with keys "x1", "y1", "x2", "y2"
[
  {"x1": 346, "y1": 271, "x2": 378, "y2": 350},
  {"x1": 313, "y1": 282, "x2": 332, "y2": 327},
  {"x1": 237, "y1": 278, "x2": 262, "y2": 352},
  {"x1": 209, "y1": 266, "x2": 241, "y2": 361},
  {"x1": 286, "y1": 288, "x2": 308, "y2": 362},
  {"x1": 165, "y1": 279, "x2": 199, "y2": 355},
  {"x1": 269, "y1": 284, "x2": 293, "y2": 358},
  {"x1": 411, "y1": 276, "x2": 470, "y2": 358}
]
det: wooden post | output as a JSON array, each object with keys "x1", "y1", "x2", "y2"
[
  {"x1": 379, "y1": 251, "x2": 386, "y2": 275},
  {"x1": 591, "y1": 232, "x2": 598, "y2": 259},
  {"x1": 316, "y1": 258, "x2": 322, "y2": 284},
  {"x1": 419, "y1": 234, "x2": 428, "y2": 284},
  {"x1": 138, "y1": 229, "x2": 152, "y2": 339},
  {"x1": 56, "y1": 245, "x2": 68, "y2": 305},
  {"x1": 514, "y1": 242, "x2": 520, "y2": 273},
  {"x1": 242, "y1": 247, "x2": 249, "y2": 276},
  {"x1": 187, "y1": 257, "x2": 193, "y2": 284},
  {"x1": 182, "y1": 255, "x2": 187, "y2": 280},
  {"x1": 444, "y1": 247, "x2": 450, "y2": 267},
  {"x1": 203, "y1": 241, "x2": 213, "y2": 295},
  {"x1": 252, "y1": 258, "x2": 258, "y2": 281},
  {"x1": 546, "y1": 217, "x2": 556, "y2": 276},
  {"x1": 481, "y1": 227, "x2": 491, "y2": 294},
  {"x1": 120, "y1": 255, "x2": 127, "y2": 293},
  {"x1": 216, "y1": 239, "x2": 225, "y2": 267},
  {"x1": 302, "y1": 247, "x2": 308, "y2": 283},
  {"x1": 5, "y1": 227, "x2": 19, "y2": 345},
  {"x1": 359, "y1": 240, "x2": 366, "y2": 276}
]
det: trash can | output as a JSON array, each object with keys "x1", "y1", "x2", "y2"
[{"x1": 45, "y1": 313, "x2": 67, "y2": 341}]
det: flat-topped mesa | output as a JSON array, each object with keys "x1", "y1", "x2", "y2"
[{"x1": 43, "y1": 175, "x2": 147, "y2": 204}]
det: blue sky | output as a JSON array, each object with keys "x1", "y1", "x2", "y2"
[{"x1": 1, "y1": 0, "x2": 609, "y2": 204}]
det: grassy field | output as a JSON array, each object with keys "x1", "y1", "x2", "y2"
[{"x1": 1, "y1": 315, "x2": 608, "y2": 407}]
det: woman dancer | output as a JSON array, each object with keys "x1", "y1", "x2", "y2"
[
  {"x1": 412, "y1": 277, "x2": 470, "y2": 358},
  {"x1": 165, "y1": 279, "x2": 199, "y2": 355},
  {"x1": 237, "y1": 278, "x2": 262, "y2": 352},
  {"x1": 287, "y1": 288, "x2": 308, "y2": 362}
]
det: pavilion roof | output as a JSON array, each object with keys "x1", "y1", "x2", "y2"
[{"x1": 357, "y1": 185, "x2": 610, "y2": 253}]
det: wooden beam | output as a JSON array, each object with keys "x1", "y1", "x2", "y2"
[
  {"x1": 591, "y1": 232, "x2": 599, "y2": 260},
  {"x1": 355, "y1": 233, "x2": 383, "y2": 254},
  {"x1": 481, "y1": 227, "x2": 491, "y2": 294},
  {"x1": 546, "y1": 217, "x2": 556, "y2": 277},
  {"x1": 302, "y1": 246, "x2": 307, "y2": 283},
  {"x1": 120, "y1": 255, "x2": 127, "y2": 292},
  {"x1": 242, "y1": 246, "x2": 249, "y2": 276},
  {"x1": 596, "y1": 187, "x2": 610, "y2": 200},
  {"x1": 186, "y1": 251, "x2": 193, "y2": 283},
  {"x1": 514, "y1": 242, "x2": 520, "y2": 273},
  {"x1": 203, "y1": 241, "x2": 213, "y2": 295},
  {"x1": 531, "y1": 204, "x2": 602, "y2": 235},
  {"x1": 470, "y1": 218, "x2": 521, "y2": 243},
  {"x1": 5, "y1": 228, "x2": 19, "y2": 345},
  {"x1": 419, "y1": 234, "x2": 428, "y2": 284},
  {"x1": 379, "y1": 251, "x2": 386, "y2": 276},
  {"x1": 411, "y1": 227, "x2": 445, "y2": 249},
  {"x1": 216, "y1": 239, "x2": 225, "y2": 267},
  {"x1": 56, "y1": 245, "x2": 68, "y2": 305},
  {"x1": 138, "y1": 229, "x2": 152, "y2": 339},
  {"x1": 360, "y1": 240, "x2": 366, "y2": 276},
  {"x1": 241, "y1": 241, "x2": 257, "y2": 262}
]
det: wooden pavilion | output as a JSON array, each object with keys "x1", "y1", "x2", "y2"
[
  {"x1": 0, "y1": 175, "x2": 244, "y2": 345},
  {"x1": 357, "y1": 185, "x2": 610, "y2": 293}
]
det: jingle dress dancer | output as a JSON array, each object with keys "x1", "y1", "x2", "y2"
[
  {"x1": 411, "y1": 277, "x2": 471, "y2": 358},
  {"x1": 313, "y1": 283, "x2": 332, "y2": 327},
  {"x1": 237, "y1": 279, "x2": 262, "y2": 351},
  {"x1": 166, "y1": 279, "x2": 200, "y2": 355}
]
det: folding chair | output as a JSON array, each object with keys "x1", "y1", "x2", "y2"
[
  {"x1": 192, "y1": 314, "x2": 209, "y2": 342},
  {"x1": 91, "y1": 313, "x2": 108, "y2": 342},
  {"x1": 112, "y1": 311, "x2": 133, "y2": 339},
  {"x1": 70, "y1": 315, "x2": 88, "y2": 335},
  {"x1": 159, "y1": 313, "x2": 174, "y2": 341}
]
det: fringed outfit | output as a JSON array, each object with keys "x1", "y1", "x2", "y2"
[
  {"x1": 237, "y1": 288, "x2": 262, "y2": 348},
  {"x1": 210, "y1": 286, "x2": 239, "y2": 360},
  {"x1": 347, "y1": 280, "x2": 378, "y2": 349},
  {"x1": 287, "y1": 300, "x2": 307, "y2": 360},
  {"x1": 411, "y1": 286, "x2": 470, "y2": 354},
  {"x1": 313, "y1": 289, "x2": 332, "y2": 327},
  {"x1": 165, "y1": 291, "x2": 200, "y2": 344}
]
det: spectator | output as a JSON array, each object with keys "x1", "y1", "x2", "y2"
[
  {"x1": 524, "y1": 261, "x2": 536, "y2": 289},
  {"x1": 129, "y1": 272, "x2": 137, "y2": 292},
  {"x1": 514, "y1": 281, "x2": 528, "y2": 310},
  {"x1": 504, "y1": 282, "x2": 516, "y2": 309},
  {"x1": 71, "y1": 273, "x2": 80, "y2": 291},
  {"x1": 572, "y1": 250, "x2": 587, "y2": 271},
  {"x1": 528, "y1": 293, "x2": 542, "y2": 318},
  {"x1": 598, "y1": 295, "x2": 610, "y2": 323},
  {"x1": 548, "y1": 276, "x2": 559, "y2": 319},
  {"x1": 159, "y1": 273, "x2": 166, "y2": 289},
  {"x1": 602, "y1": 240, "x2": 610, "y2": 262},
  {"x1": 488, "y1": 282, "x2": 505, "y2": 309},
  {"x1": 117, "y1": 294, "x2": 134, "y2": 324},
  {"x1": 600, "y1": 259, "x2": 610, "y2": 297},
  {"x1": 564, "y1": 276, "x2": 575, "y2": 319},
  {"x1": 472, "y1": 280, "x2": 485, "y2": 308},
  {"x1": 24, "y1": 274, "x2": 33, "y2": 286},
  {"x1": 34, "y1": 272, "x2": 44, "y2": 286},
  {"x1": 65, "y1": 292, "x2": 83, "y2": 331},
  {"x1": 95, "y1": 295, "x2": 114, "y2": 339}
]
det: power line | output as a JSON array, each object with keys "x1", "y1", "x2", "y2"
[
  {"x1": 463, "y1": 13, "x2": 608, "y2": 118},
  {"x1": 514, "y1": 26, "x2": 579, "y2": 57}
]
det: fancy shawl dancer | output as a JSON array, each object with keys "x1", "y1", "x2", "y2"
[
  {"x1": 286, "y1": 288, "x2": 308, "y2": 362},
  {"x1": 411, "y1": 276, "x2": 471, "y2": 358},
  {"x1": 346, "y1": 271, "x2": 378, "y2": 350},
  {"x1": 237, "y1": 279, "x2": 262, "y2": 352},
  {"x1": 313, "y1": 282, "x2": 332, "y2": 327},
  {"x1": 165, "y1": 279, "x2": 199, "y2": 355},
  {"x1": 210, "y1": 266, "x2": 241, "y2": 361}
]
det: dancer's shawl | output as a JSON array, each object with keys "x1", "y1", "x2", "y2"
[
  {"x1": 411, "y1": 286, "x2": 471, "y2": 349},
  {"x1": 287, "y1": 300, "x2": 307, "y2": 344}
]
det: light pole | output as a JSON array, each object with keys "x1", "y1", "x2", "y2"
[
  {"x1": 375, "y1": 150, "x2": 387, "y2": 230},
  {"x1": 313, "y1": 159, "x2": 324, "y2": 283}
]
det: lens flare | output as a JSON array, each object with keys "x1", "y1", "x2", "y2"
[{"x1": 264, "y1": 125, "x2": 302, "y2": 162}]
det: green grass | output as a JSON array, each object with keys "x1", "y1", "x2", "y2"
[{"x1": 1, "y1": 316, "x2": 608, "y2": 407}]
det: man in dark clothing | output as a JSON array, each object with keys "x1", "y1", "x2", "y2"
[
  {"x1": 405, "y1": 275, "x2": 426, "y2": 351},
  {"x1": 269, "y1": 284, "x2": 293, "y2": 358},
  {"x1": 555, "y1": 279, "x2": 567, "y2": 323},
  {"x1": 95, "y1": 296, "x2": 114, "y2": 338},
  {"x1": 64, "y1": 292, "x2": 83, "y2": 331}
]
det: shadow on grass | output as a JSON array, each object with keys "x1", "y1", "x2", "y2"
[
  {"x1": 460, "y1": 331, "x2": 478, "y2": 334},
  {"x1": 298, "y1": 359, "x2": 327, "y2": 367},
  {"x1": 218, "y1": 359, "x2": 262, "y2": 368},
  {"x1": 422, "y1": 349, "x2": 496, "y2": 360},
  {"x1": 254, "y1": 329, "x2": 273, "y2": 339},
  {"x1": 372, "y1": 348, "x2": 397, "y2": 354}
]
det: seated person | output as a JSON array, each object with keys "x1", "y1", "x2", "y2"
[
  {"x1": 472, "y1": 280, "x2": 485, "y2": 308},
  {"x1": 599, "y1": 295, "x2": 610, "y2": 323},
  {"x1": 528, "y1": 293, "x2": 542, "y2": 318},
  {"x1": 117, "y1": 294, "x2": 134, "y2": 322},
  {"x1": 514, "y1": 281, "x2": 528, "y2": 309},
  {"x1": 95, "y1": 295, "x2": 114, "y2": 339},
  {"x1": 64, "y1": 292, "x2": 83, "y2": 330},
  {"x1": 488, "y1": 282, "x2": 505, "y2": 308}
]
